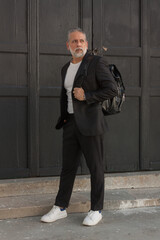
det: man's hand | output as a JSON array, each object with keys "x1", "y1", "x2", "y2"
[{"x1": 73, "y1": 87, "x2": 85, "y2": 101}]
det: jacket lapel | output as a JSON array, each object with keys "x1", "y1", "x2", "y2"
[
  {"x1": 61, "y1": 61, "x2": 70, "y2": 85},
  {"x1": 62, "y1": 52, "x2": 91, "y2": 89},
  {"x1": 73, "y1": 52, "x2": 90, "y2": 88}
]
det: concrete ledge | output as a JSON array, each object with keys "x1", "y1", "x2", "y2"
[
  {"x1": 0, "y1": 192, "x2": 90, "y2": 220},
  {"x1": 1, "y1": 171, "x2": 160, "y2": 197},
  {"x1": 0, "y1": 188, "x2": 160, "y2": 220}
]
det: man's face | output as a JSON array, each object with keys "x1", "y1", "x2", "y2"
[{"x1": 67, "y1": 31, "x2": 88, "y2": 58}]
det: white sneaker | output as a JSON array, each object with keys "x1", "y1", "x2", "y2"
[
  {"x1": 41, "y1": 205, "x2": 67, "y2": 223},
  {"x1": 82, "y1": 210, "x2": 102, "y2": 226}
]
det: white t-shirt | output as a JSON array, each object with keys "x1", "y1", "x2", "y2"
[{"x1": 64, "y1": 61, "x2": 82, "y2": 113}]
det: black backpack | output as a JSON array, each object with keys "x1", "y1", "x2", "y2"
[
  {"x1": 102, "y1": 64, "x2": 125, "y2": 115},
  {"x1": 83, "y1": 55, "x2": 125, "y2": 116}
]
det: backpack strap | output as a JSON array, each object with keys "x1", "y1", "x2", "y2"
[{"x1": 80, "y1": 54, "x2": 100, "y2": 87}]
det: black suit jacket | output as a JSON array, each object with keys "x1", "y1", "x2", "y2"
[{"x1": 55, "y1": 52, "x2": 118, "y2": 136}]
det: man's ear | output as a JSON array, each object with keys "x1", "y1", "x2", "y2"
[
  {"x1": 66, "y1": 42, "x2": 70, "y2": 50},
  {"x1": 86, "y1": 41, "x2": 88, "y2": 49}
]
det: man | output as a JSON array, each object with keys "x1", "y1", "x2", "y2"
[{"x1": 41, "y1": 28, "x2": 117, "y2": 226}]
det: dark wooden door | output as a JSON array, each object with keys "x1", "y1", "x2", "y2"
[
  {"x1": 91, "y1": 0, "x2": 160, "y2": 172},
  {"x1": 148, "y1": 0, "x2": 160, "y2": 170},
  {"x1": 38, "y1": 0, "x2": 92, "y2": 177},
  {"x1": 0, "y1": 0, "x2": 160, "y2": 179},
  {"x1": 0, "y1": 0, "x2": 29, "y2": 178},
  {"x1": 92, "y1": 0, "x2": 140, "y2": 172},
  {"x1": 0, "y1": 0, "x2": 92, "y2": 179}
]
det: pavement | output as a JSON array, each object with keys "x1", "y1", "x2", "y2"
[{"x1": 0, "y1": 206, "x2": 160, "y2": 240}]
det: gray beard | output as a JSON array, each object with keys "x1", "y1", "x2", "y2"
[{"x1": 69, "y1": 47, "x2": 87, "y2": 58}]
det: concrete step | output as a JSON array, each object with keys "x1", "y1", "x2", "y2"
[
  {"x1": 1, "y1": 171, "x2": 160, "y2": 197},
  {"x1": 0, "y1": 187, "x2": 160, "y2": 220}
]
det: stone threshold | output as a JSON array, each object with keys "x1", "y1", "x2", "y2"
[
  {"x1": 1, "y1": 171, "x2": 160, "y2": 198},
  {"x1": 0, "y1": 187, "x2": 160, "y2": 220}
]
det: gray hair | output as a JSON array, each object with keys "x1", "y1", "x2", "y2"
[{"x1": 67, "y1": 28, "x2": 87, "y2": 42}]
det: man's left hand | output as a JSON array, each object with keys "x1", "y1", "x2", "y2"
[{"x1": 73, "y1": 87, "x2": 85, "y2": 101}]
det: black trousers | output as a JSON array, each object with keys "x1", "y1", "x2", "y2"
[{"x1": 55, "y1": 114, "x2": 104, "y2": 211}]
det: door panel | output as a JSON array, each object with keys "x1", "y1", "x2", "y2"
[
  {"x1": 104, "y1": 97, "x2": 139, "y2": 172},
  {"x1": 102, "y1": 0, "x2": 140, "y2": 47},
  {"x1": 0, "y1": 0, "x2": 27, "y2": 43},
  {"x1": 92, "y1": 0, "x2": 141, "y2": 172},
  {"x1": 0, "y1": 0, "x2": 28, "y2": 178},
  {"x1": 149, "y1": 97, "x2": 160, "y2": 169},
  {"x1": 149, "y1": 0, "x2": 160, "y2": 169}
]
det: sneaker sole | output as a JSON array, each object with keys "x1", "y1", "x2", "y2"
[
  {"x1": 41, "y1": 214, "x2": 67, "y2": 223},
  {"x1": 82, "y1": 217, "x2": 102, "y2": 226}
]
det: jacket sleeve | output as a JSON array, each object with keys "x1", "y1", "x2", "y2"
[{"x1": 85, "y1": 57, "x2": 118, "y2": 104}]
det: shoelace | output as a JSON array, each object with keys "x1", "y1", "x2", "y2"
[
  {"x1": 89, "y1": 210, "x2": 101, "y2": 215},
  {"x1": 88, "y1": 210, "x2": 99, "y2": 217}
]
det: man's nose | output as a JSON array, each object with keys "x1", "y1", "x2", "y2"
[{"x1": 77, "y1": 41, "x2": 82, "y2": 47}]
